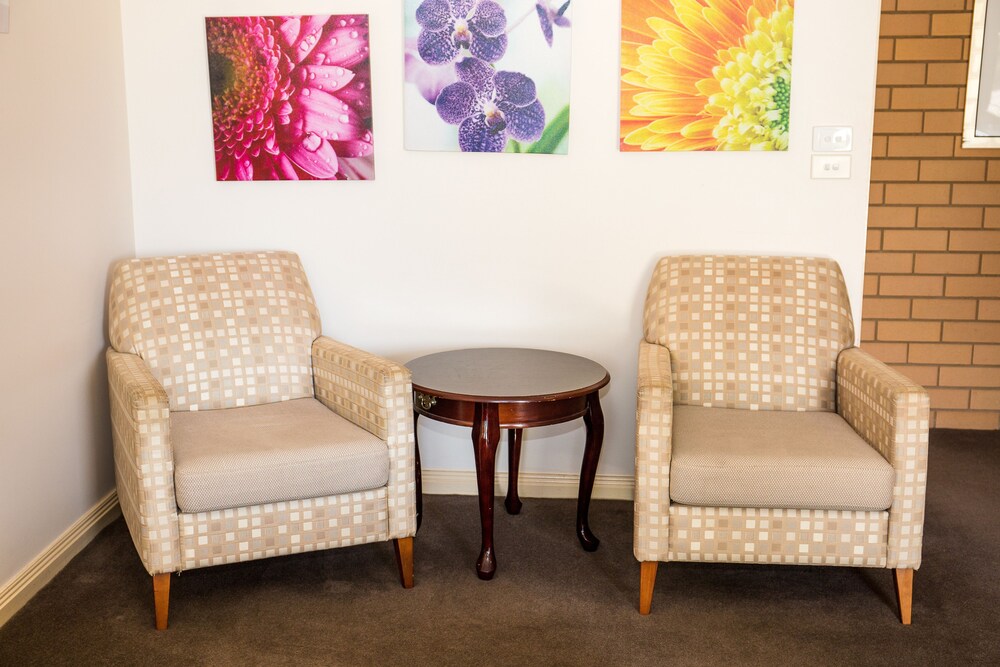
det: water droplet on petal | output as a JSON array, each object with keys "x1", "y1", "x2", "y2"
[
  {"x1": 301, "y1": 88, "x2": 310, "y2": 96},
  {"x1": 339, "y1": 114, "x2": 349, "y2": 123},
  {"x1": 350, "y1": 31, "x2": 359, "y2": 39},
  {"x1": 302, "y1": 132, "x2": 322, "y2": 152},
  {"x1": 309, "y1": 72, "x2": 316, "y2": 80}
]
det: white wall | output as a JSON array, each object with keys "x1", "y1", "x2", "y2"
[
  {"x1": 0, "y1": 0, "x2": 134, "y2": 585},
  {"x1": 120, "y1": 1, "x2": 881, "y2": 478}
]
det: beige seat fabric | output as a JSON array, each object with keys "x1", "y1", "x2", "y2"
[
  {"x1": 669, "y1": 406, "x2": 895, "y2": 512},
  {"x1": 171, "y1": 398, "x2": 390, "y2": 513}
]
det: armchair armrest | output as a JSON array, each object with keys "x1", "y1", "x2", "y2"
[
  {"x1": 837, "y1": 347, "x2": 930, "y2": 569},
  {"x1": 311, "y1": 336, "x2": 416, "y2": 539},
  {"x1": 106, "y1": 349, "x2": 180, "y2": 575},
  {"x1": 634, "y1": 340, "x2": 674, "y2": 562}
]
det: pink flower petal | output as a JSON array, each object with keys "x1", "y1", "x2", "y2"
[
  {"x1": 291, "y1": 15, "x2": 331, "y2": 63},
  {"x1": 297, "y1": 88, "x2": 366, "y2": 140},
  {"x1": 283, "y1": 132, "x2": 339, "y2": 178},
  {"x1": 278, "y1": 17, "x2": 300, "y2": 48},
  {"x1": 314, "y1": 23, "x2": 370, "y2": 69},
  {"x1": 336, "y1": 155, "x2": 375, "y2": 181},
  {"x1": 330, "y1": 139, "x2": 374, "y2": 158},
  {"x1": 302, "y1": 65, "x2": 356, "y2": 93}
]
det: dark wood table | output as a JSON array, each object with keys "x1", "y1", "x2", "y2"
[{"x1": 407, "y1": 348, "x2": 610, "y2": 580}]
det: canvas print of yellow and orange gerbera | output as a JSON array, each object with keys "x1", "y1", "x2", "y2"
[{"x1": 620, "y1": 0, "x2": 794, "y2": 151}]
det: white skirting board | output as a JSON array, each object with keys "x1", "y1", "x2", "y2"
[
  {"x1": 421, "y1": 469, "x2": 634, "y2": 501},
  {"x1": 0, "y1": 490, "x2": 120, "y2": 628}
]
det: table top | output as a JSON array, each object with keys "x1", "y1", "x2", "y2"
[{"x1": 407, "y1": 348, "x2": 609, "y2": 403}]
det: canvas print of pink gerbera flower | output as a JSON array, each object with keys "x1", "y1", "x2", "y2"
[{"x1": 205, "y1": 15, "x2": 375, "y2": 181}]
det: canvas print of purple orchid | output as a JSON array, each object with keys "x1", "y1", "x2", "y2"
[
  {"x1": 205, "y1": 15, "x2": 375, "y2": 181},
  {"x1": 404, "y1": 0, "x2": 571, "y2": 154}
]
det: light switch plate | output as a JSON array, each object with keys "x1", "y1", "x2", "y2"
[
  {"x1": 812, "y1": 126, "x2": 852, "y2": 152},
  {"x1": 811, "y1": 154, "x2": 851, "y2": 179},
  {"x1": 0, "y1": 1, "x2": 9, "y2": 34}
]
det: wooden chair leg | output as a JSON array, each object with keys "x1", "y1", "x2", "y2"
[
  {"x1": 639, "y1": 561, "x2": 658, "y2": 615},
  {"x1": 894, "y1": 568, "x2": 914, "y2": 625},
  {"x1": 153, "y1": 573, "x2": 170, "y2": 630},
  {"x1": 394, "y1": 537, "x2": 414, "y2": 589}
]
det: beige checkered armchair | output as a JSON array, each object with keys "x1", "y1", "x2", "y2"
[
  {"x1": 635, "y1": 256, "x2": 929, "y2": 624},
  {"x1": 106, "y1": 251, "x2": 416, "y2": 630}
]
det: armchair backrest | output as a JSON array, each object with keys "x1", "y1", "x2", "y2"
[
  {"x1": 643, "y1": 255, "x2": 854, "y2": 411},
  {"x1": 108, "y1": 251, "x2": 322, "y2": 411}
]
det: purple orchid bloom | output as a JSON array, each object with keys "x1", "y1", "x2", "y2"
[
  {"x1": 536, "y1": 1, "x2": 570, "y2": 47},
  {"x1": 415, "y1": 0, "x2": 508, "y2": 65},
  {"x1": 435, "y1": 57, "x2": 545, "y2": 152}
]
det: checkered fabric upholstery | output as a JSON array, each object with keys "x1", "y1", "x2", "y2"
[
  {"x1": 108, "y1": 251, "x2": 321, "y2": 412},
  {"x1": 643, "y1": 255, "x2": 854, "y2": 411},
  {"x1": 634, "y1": 255, "x2": 929, "y2": 571},
  {"x1": 106, "y1": 251, "x2": 416, "y2": 576}
]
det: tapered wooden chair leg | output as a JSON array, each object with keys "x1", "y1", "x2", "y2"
[
  {"x1": 153, "y1": 573, "x2": 170, "y2": 630},
  {"x1": 894, "y1": 568, "x2": 913, "y2": 625},
  {"x1": 639, "y1": 561, "x2": 658, "y2": 615},
  {"x1": 394, "y1": 537, "x2": 414, "y2": 589}
]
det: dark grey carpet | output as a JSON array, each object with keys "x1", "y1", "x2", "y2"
[{"x1": 1, "y1": 429, "x2": 997, "y2": 666}]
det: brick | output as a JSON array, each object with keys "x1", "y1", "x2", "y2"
[
  {"x1": 870, "y1": 183, "x2": 884, "y2": 205},
  {"x1": 861, "y1": 296, "x2": 912, "y2": 319},
  {"x1": 914, "y1": 252, "x2": 980, "y2": 274},
  {"x1": 923, "y1": 110, "x2": 965, "y2": 132},
  {"x1": 876, "y1": 64, "x2": 926, "y2": 86},
  {"x1": 908, "y1": 343, "x2": 973, "y2": 364},
  {"x1": 865, "y1": 252, "x2": 914, "y2": 274},
  {"x1": 926, "y1": 62, "x2": 969, "y2": 85},
  {"x1": 912, "y1": 298, "x2": 978, "y2": 319},
  {"x1": 864, "y1": 274, "x2": 879, "y2": 297},
  {"x1": 934, "y1": 411, "x2": 1000, "y2": 429},
  {"x1": 881, "y1": 13, "x2": 930, "y2": 36},
  {"x1": 971, "y1": 390, "x2": 1000, "y2": 411},
  {"x1": 889, "y1": 364, "x2": 939, "y2": 387},
  {"x1": 894, "y1": 38, "x2": 964, "y2": 61},
  {"x1": 939, "y1": 366, "x2": 1000, "y2": 387},
  {"x1": 950, "y1": 230, "x2": 1000, "y2": 251},
  {"x1": 869, "y1": 206, "x2": 916, "y2": 228},
  {"x1": 860, "y1": 342, "x2": 909, "y2": 363},
  {"x1": 884, "y1": 183, "x2": 951, "y2": 204},
  {"x1": 983, "y1": 254, "x2": 1000, "y2": 274},
  {"x1": 945, "y1": 276, "x2": 1000, "y2": 296},
  {"x1": 891, "y1": 87, "x2": 959, "y2": 110},
  {"x1": 931, "y1": 12, "x2": 972, "y2": 36},
  {"x1": 880, "y1": 275, "x2": 944, "y2": 296},
  {"x1": 882, "y1": 229, "x2": 949, "y2": 250},
  {"x1": 973, "y1": 344, "x2": 1000, "y2": 364},
  {"x1": 878, "y1": 321, "x2": 942, "y2": 342},
  {"x1": 887, "y1": 135, "x2": 954, "y2": 157},
  {"x1": 872, "y1": 135, "x2": 888, "y2": 158},
  {"x1": 871, "y1": 159, "x2": 920, "y2": 181},
  {"x1": 919, "y1": 159, "x2": 985, "y2": 181},
  {"x1": 878, "y1": 38, "x2": 894, "y2": 62},
  {"x1": 874, "y1": 111, "x2": 924, "y2": 134},
  {"x1": 867, "y1": 229, "x2": 882, "y2": 251},
  {"x1": 926, "y1": 387, "x2": 970, "y2": 409},
  {"x1": 875, "y1": 87, "x2": 891, "y2": 110},
  {"x1": 861, "y1": 319, "x2": 877, "y2": 341},
  {"x1": 987, "y1": 208, "x2": 1000, "y2": 228},
  {"x1": 943, "y1": 321, "x2": 1000, "y2": 342},
  {"x1": 896, "y1": 0, "x2": 965, "y2": 9},
  {"x1": 975, "y1": 301, "x2": 1000, "y2": 320},
  {"x1": 988, "y1": 160, "x2": 1000, "y2": 181},
  {"x1": 917, "y1": 206, "x2": 982, "y2": 228},
  {"x1": 952, "y1": 184, "x2": 1000, "y2": 206}
]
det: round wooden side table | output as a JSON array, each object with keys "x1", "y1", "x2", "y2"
[{"x1": 406, "y1": 348, "x2": 610, "y2": 580}]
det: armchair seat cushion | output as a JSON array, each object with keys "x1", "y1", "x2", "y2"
[
  {"x1": 669, "y1": 406, "x2": 895, "y2": 512},
  {"x1": 171, "y1": 398, "x2": 389, "y2": 513}
]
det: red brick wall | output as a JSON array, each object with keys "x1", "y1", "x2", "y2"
[{"x1": 864, "y1": 0, "x2": 999, "y2": 429}]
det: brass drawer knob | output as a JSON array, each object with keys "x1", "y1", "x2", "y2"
[{"x1": 416, "y1": 392, "x2": 437, "y2": 411}]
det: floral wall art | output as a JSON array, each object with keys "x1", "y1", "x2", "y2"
[
  {"x1": 620, "y1": 0, "x2": 794, "y2": 151},
  {"x1": 404, "y1": 0, "x2": 572, "y2": 154},
  {"x1": 205, "y1": 15, "x2": 375, "y2": 181}
]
